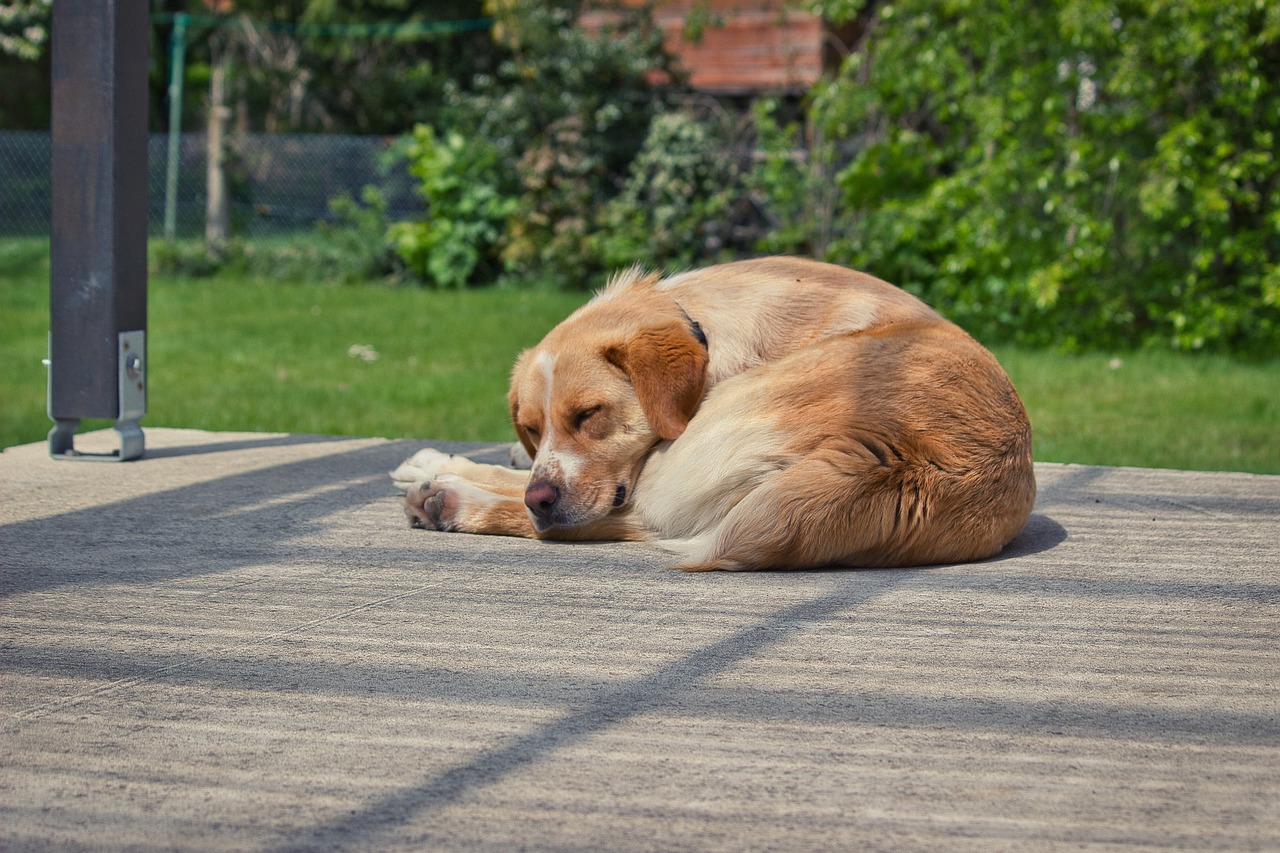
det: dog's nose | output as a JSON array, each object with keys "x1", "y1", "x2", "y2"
[{"x1": 524, "y1": 480, "x2": 560, "y2": 519}]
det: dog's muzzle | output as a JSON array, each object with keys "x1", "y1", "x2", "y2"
[{"x1": 524, "y1": 479, "x2": 628, "y2": 530}]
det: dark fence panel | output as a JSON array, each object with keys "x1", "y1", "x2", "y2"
[
  {"x1": 0, "y1": 131, "x2": 52, "y2": 236},
  {"x1": 0, "y1": 130, "x2": 425, "y2": 238}
]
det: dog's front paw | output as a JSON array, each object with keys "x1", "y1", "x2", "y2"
[
  {"x1": 391, "y1": 448, "x2": 458, "y2": 493},
  {"x1": 404, "y1": 475, "x2": 465, "y2": 531},
  {"x1": 508, "y1": 442, "x2": 533, "y2": 470}
]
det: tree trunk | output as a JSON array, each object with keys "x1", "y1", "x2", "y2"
[{"x1": 205, "y1": 49, "x2": 230, "y2": 254}]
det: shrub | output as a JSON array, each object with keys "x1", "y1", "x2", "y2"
[
  {"x1": 594, "y1": 110, "x2": 737, "y2": 270},
  {"x1": 387, "y1": 125, "x2": 518, "y2": 288},
  {"x1": 149, "y1": 233, "x2": 387, "y2": 282},
  {"x1": 441, "y1": 0, "x2": 681, "y2": 287},
  {"x1": 148, "y1": 237, "x2": 227, "y2": 277},
  {"x1": 814, "y1": 0, "x2": 1280, "y2": 354},
  {"x1": 320, "y1": 186, "x2": 403, "y2": 282},
  {"x1": 746, "y1": 98, "x2": 841, "y2": 258},
  {"x1": 500, "y1": 116, "x2": 605, "y2": 285}
]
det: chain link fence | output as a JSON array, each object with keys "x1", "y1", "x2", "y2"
[
  {"x1": 0, "y1": 131, "x2": 50, "y2": 236},
  {"x1": 0, "y1": 130, "x2": 425, "y2": 238}
]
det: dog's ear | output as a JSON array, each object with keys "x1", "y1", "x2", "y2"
[
  {"x1": 509, "y1": 398, "x2": 538, "y2": 461},
  {"x1": 605, "y1": 321, "x2": 709, "y2": 441},
  {"x1": 508, "y1": 353, "x2": 538, "y2": 460}
]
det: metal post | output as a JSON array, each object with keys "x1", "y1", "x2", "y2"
[
  {"x1": 163, "y1": 12, "x2": 188, "y2": 241},
  {"x1": 48, "y1": 0, "x2": 148, "y2": 461}
]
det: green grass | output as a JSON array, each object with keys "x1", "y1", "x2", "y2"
[
  {"x1": 995, "y1": 348, "x2": 1279, "y2": 473},
  {"x1": 1, "y1": 238, "x2": 587, "y2": 447},
  {"x1": 3, "y1": 237, "x2": 1278, "y2": 473}
]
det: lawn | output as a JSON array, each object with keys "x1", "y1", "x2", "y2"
[{"x1": 3, "y1": 238, "x2": 1278, "y2": 473}]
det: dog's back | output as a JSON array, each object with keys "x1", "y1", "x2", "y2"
[
  {"x1": 619, "y1": 258, "x2": 1036, "y2": 570},
  {"x1": 654, "y1": 257, "x2": 944, "y2": 385}
]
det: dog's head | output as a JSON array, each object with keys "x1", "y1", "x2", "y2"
[{"x1": 508, "y1": 274, "x2": 709, "y2": 533}]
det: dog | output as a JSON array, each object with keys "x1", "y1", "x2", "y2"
[{"x1": 392, "y1": 257, "x2": 1035, "y2": 571}]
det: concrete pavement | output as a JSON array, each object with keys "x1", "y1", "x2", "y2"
[{"x1": 2, "y1": 427, "x2": 1278, "y2": 851}]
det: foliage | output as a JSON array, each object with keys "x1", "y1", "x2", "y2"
[
  {"x1": 0, "y1": 0, "x2": 49, "y2": 60},
  {"x1": 0, "y1": 0, "x2": 50, "y2": 127},
  {"x1": 438, "y1": 0, "x2": 682, "y2": 286},
  {"x1": 319, "y1": 185, "x2": 403, "y2": 281},
  {"x1": 814, "y1": 0, "x2": 1280, "y2": 354},
  {"x1": 150, "y1": 239, "x2": 236, "y2": 278},
  {"x1": 388, "y1": 125, "x2": 518, "y2": 288},
  {"x1": 290, "y1": 0, "x2": 500, "y2": 134},
  {"x1": 10, "y1": 0, "x2": 1277, "y2": 356},
  {"x1": 164, "y1": 1, "x2": 499, "y2": 134},
  {"x1": 459, "y1": 1, "x2": 676, "y2": 170},
  {"x1": 747, "y1": 98, "x2": 841, "y2": 257},
  {"x1": 150, "y1": 229, "x2": 397, "y2": 283},
  {"x1": 594, "y1": 110, "x2": 737, "y2": 270},
  {"x1": 502, "y1": 116, "x2": 606, "y2": 284}
]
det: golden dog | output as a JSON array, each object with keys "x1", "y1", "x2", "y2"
[{"x1": 392, "y1": 257, "x2": 1035, "y2": 571}]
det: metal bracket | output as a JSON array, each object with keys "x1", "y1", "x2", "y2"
[{"x1": 47, "y1": 330, "x2": 146, "y2": 461}]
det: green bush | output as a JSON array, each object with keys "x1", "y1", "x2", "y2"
[
  {"x1": 501, "y1": 115, "x2": 606, "y2": 285},
  {"x1": 320, "y1": 186, "x2": 403, "y2": 283},
  {"x1": 150, "y1": 238, "x2": 236, "y2": 278},
  {"x1": 149, "y1": 232, "x2": 396, "y2": 283},
  {"x1": 388, "y1": 125, "x2": 518, "y2": 288},
  {"x1": 813, "y1": 0, "x2": 1280, "y2": 354},
  {"x1": 441, "y1": 0, "x2": 680, "y2": 287},
  {"x1": 747, "y1": 98, "x2": 840, "y2": 257},
  {"x1": 457, "y1": 1, "x2": 674, "y2": 177},
  {"x1": 594, "y1": 110, "x2": 737, "y2": 270}
]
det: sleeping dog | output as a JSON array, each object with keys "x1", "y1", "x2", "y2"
[{"x1": 392, "y1": 257, "x2": 1035, "y2": 571}]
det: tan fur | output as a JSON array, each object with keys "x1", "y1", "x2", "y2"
[{"x1": 397, "y1": 257, "x2": 1036, "y2": 571}]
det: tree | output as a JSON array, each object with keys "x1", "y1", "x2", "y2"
[{"x1": 148, "y1": 0, "x2": 500, "y2": 135}]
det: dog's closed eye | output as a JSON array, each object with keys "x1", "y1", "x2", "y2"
[{"x1": 573, "y1": 406, "x2": 602, "y2": 430}]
